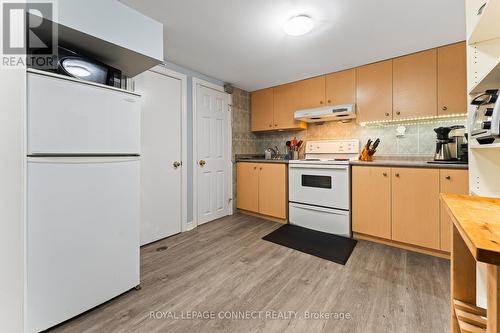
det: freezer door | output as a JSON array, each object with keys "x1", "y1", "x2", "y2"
[
  {"x1": 27, "y1": 72, "x2": 140, "y2": 155},
  {"x1": 26, "y1": 157, "x2": 140, "y2": 332}
]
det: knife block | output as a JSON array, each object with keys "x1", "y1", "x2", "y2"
[{"x1": 359, "y1": 147, "x2": 374, "y2": 162}]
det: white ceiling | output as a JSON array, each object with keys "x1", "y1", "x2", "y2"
[{"x1": 120, "y1": 0, "x2": 466, "y2": 92}]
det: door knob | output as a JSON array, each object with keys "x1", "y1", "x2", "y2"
[
  {"x1": 173, "y1": 161, "x2": 181, "y2": 169},
  {"x1": 199, "y1": 160, "x2": 206, "y2": 167}
]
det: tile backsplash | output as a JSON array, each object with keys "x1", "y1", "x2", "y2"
[{"x1": 231, "y1": 88, "x2": 467, "y2": 158}]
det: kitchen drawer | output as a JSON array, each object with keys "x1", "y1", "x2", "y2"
[{"x1": 289, "y1": 202, "x2": 350, "y2": 237}]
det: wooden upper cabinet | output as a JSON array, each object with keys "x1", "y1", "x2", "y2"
[
  {"x1": 352, "y1": 166, "x2": 392, "y2": 239},
  {"x1": 325, "y1": 69, "x2": 356, "y2": 106},
  {"x1": 439, "y1": 169, "x2": 469, "y2": 252},
  {"x1": 273, "y1": 83, "x2": 299, "y2": 130},
  {"x1": 438, "y1": 42, "x2": 467, "y2": 116},
  {"x1": 258, "y1": 163, "x2": 287, "y2": 219},
  {"x1": 273, "y1": 81, "x2": 309, "y2": 131},
  {"x1": 393, "y1": 49, "x2": 437, "y2": 119},
  {"x1": 251, "y1": 44, "x2": 465, "y2": 132},
  {"x1": 236, "y1": 163, "x2": 259, "y2": 213},
  {"x1": 251, "y1": 88, "x2": 274, "y2": 131},
  {"x1": 296, "y1": 76, "x2": 326, "y2": 108},
  {"x1": 356, "y1": 60, "x2": 393, "y2": 123},
  {"x1": 392, "y1": 168, "x2": 440, "y2": 250}
]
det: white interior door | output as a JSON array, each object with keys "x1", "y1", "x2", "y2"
[
  {"x1": 195, "y1": 84, "x2": 230, "y2": 225},
  {"x1": 135, "y1": 69, "x2": 183, "y2": 245}
]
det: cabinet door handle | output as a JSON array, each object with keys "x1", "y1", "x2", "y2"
[
  {"x1": 442, "y1": 106, "x2": 448, "y2": 111},
  {"x1": 396, "y1": 111, "x2": 401, "y2": 116},
  {"x1": 327, "y1": 100, "x2": 332, "y2": 104},
  {"x1": 446, "y1": 175, "x2": 451, "y2": 180},
  {"x1": 173, "y1": 161, "x2": 181, "y2": 169},
  {"x1": 269, "y1": 124, "x2": 272, "y2": 128},
  {"x1": 274, "y1": 124, "x2": 278, "y2": 127},
  {"x1": 395, "y1": 173, "x2": 400, "y2": 177},
  {"x1": 385, "y1": 113, "x2": 390, "y2": 117},
  {"x1": 320, "y1": 101, "x2": 324, "y2": 104},
  {"x1": 254, "y1": 166, "x2": 257, "y2": 170},
  {"x1": 383, "y1": 172, "x2": 388, "y2": 177},
  {"x1": 260, "y1": 167, "x2": 263, "y2": 170}
]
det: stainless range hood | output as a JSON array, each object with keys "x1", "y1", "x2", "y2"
[{"x1": 294, "y1": 104, "x2": 356, "y2": 123}]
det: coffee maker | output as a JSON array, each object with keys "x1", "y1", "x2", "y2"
[{"x1": 430, "y1": 126, "x2": 468, "y2": 164}]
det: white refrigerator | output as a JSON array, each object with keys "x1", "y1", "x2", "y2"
[{"x1": 26, "y1": 71, "x2": 141, "y2": 332}]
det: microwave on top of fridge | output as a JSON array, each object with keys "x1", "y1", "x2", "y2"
[{"x1": 30, "y1": 46, "x2": 123, "y2": 88}]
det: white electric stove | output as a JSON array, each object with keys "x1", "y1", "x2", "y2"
[{"x1": 288, "y1": 139, "x2": 360, "y2": 237}]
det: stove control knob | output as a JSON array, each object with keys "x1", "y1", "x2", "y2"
[{"x1": 482, "y1": 121, "x2": 492, "y2": 130}]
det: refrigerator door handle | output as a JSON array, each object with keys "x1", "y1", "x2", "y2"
[{"x1": 27, "y1": 156, "x2": 141, "y2": 164}]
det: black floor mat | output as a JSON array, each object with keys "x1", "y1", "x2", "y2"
[{"x1": 262, "y1": 224, "x2": 357, "y2": 265}]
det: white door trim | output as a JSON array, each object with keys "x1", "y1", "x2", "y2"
[
  {"x1": 192, "y1": 77, "x2": 233, "y2": 228},
  {"x1": 147, "y1": 65, "x2": 189, "y2": 233}
]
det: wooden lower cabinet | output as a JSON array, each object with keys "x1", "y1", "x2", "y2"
[
  {"x1": 236, "y1": 163, "x2": 259, "y2": 212},
  {"x1": 352, "y1": 166, "x2": 467, "y2": 254},
  {"x1": 439, "y1": 169, "x2": 469, "y2": 252},
  {"x1": 352, "y1": 166, "x2": 392, "y2": 239},
  {"x1": 236, "y1": 162, "x2": 287, "y2": 220},
  {"x1": 258, "y1": 164, "x2": 287, "y2": 219},
  {"x1": 392, "y1": 168, "x2": 440, "y2": 250}
]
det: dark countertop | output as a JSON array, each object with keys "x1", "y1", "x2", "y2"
[
  {"x1": 235, "y1": 154, "x2": 289, "y2": 164},
  {"x1": 350, "y1": 156, "x2": 469, "y2": 170},
  {"x1": 235, "y1": 154, "x2": 468, "y2": 169}
]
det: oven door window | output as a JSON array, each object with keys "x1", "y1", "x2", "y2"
[{"x1": 301, "y1": 175, "x2": 332, "y2": 189}]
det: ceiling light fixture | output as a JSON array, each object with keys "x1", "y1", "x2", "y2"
[{"x1": 284, "y1": 15, "x2": 314, "y2": 36}]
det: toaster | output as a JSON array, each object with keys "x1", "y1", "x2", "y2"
[{"x1": 471, "y1": 89, "x2": 500, "y2": 145}]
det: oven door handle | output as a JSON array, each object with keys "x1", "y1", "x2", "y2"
[
  {"x1": 289, "y1": 164, "x2": 348, "y2": 170},
  {"x1": 290, "y1": 202, "x2": 349, "y2": 215}
]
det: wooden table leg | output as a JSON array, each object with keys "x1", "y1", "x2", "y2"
[
  {"x1": 452, "y1": 225, "x2": 477, "y2": 333},
  {"x1": 488, "y1": 265, "x2": 500, "y2": 333}
]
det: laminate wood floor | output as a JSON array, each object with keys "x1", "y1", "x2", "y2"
[{"x1": 50, "y1": 213, "x2": 450, "y2": 333}]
